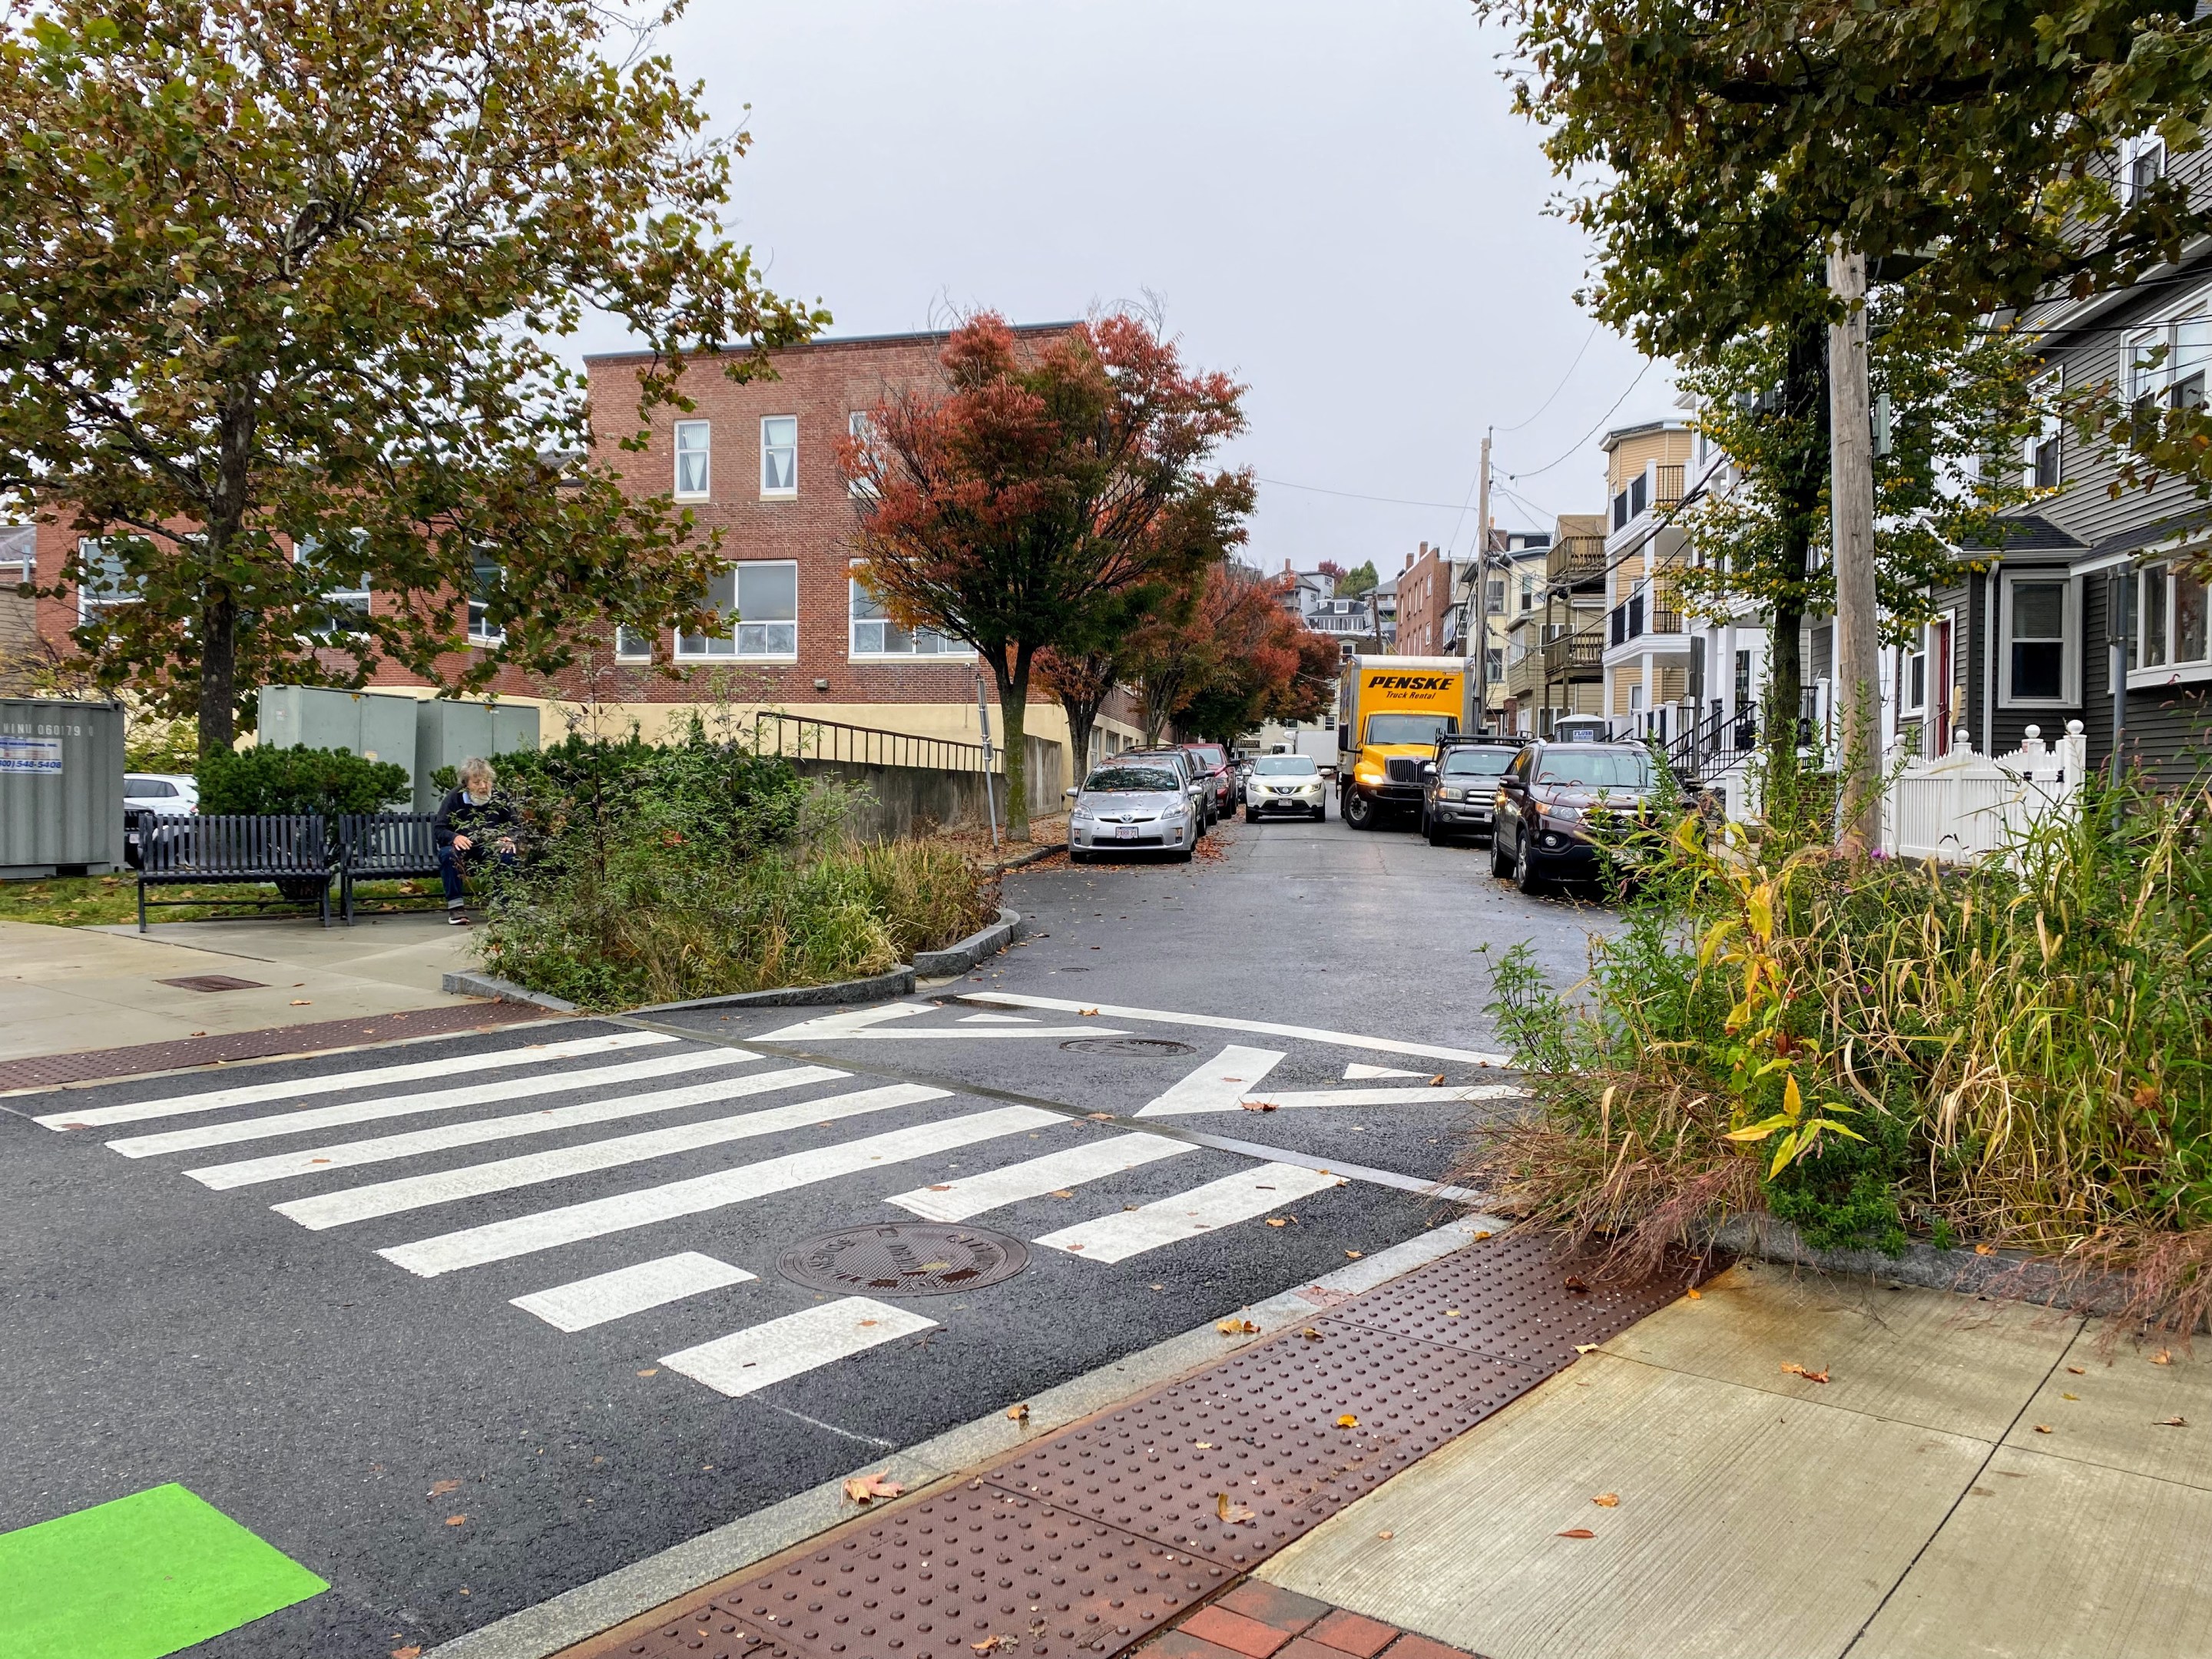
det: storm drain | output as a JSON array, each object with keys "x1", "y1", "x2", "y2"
[
  {"x1": 779, "y1": 1224, "x2": 1030, "y2": 1296},
  {"x1": 1058, "y1": 1038, "x2": 1197, "y2": 1058},
  {"x1": 154, "y1": 975, "x2": 267, "y2": 993}
]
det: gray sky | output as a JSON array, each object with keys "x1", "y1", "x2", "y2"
[{"x1": 574, "y1": 0, "x2": 1679, "y2": 574}]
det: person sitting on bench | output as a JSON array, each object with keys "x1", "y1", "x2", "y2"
[{"x1": 432, "y1": 757, "x2": 518, "y2": 924}]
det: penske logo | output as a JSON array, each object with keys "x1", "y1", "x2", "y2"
[{"x1": 1365, "y1": 674, "x2": 1456, "y2": 691}]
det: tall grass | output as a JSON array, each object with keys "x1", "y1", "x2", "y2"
[{"x1": 1466, "y1": 773, "x2": 2212, "y2": 1336}]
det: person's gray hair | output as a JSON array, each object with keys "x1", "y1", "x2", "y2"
[{"x1": 459, "y1": 757, "x2": 495, "y2": 789}]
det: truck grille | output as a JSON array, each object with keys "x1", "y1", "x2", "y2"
[{"x1": 1385, "y1": 758, "x2": 1421, "y2": 783}]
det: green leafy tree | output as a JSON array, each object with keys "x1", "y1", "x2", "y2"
[
  {"x1": 1333, "y1": 560, "x2": 1379, "y2": 598},
  {"x1": 0, "y1": 0, "x2": 823, "y2": 760},
  {"x1": 197, "y1": 744, "x2": 408, "y2": 815},
  {"x1": 843, "y1": 313, "x2": 1251, "y2": 839}
]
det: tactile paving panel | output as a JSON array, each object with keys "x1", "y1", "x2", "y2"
[
  {"x1": 603, "y1": 1488, "x2": 1220, "y2": 1659},
  {"x1": 1317, "y1": 1233, "x2": 1706, "y2": 1369},
  {"x1": 981, "y1": 1328, "x2": 1533, "y2": 1568}
]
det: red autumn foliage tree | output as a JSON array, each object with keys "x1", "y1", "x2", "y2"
[
  {"x1": 839, "y1": 312, "x2": 1250, "y2": 839},
  {"x1": 1128, "y1": 563, "x2": 1336, "y2": 744}
]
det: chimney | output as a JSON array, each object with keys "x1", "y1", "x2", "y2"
[{"x1": 1403, "y1": 551, "x2": 1414, "y2": 571}]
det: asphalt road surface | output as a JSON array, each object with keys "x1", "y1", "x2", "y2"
[{"x1": 0, "y1": 811, "x2": 1614, "y2": 1657}]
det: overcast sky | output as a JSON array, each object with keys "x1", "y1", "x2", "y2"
[{"x1": 572, "y1": 0, "x2": 1679, "y2": 575}]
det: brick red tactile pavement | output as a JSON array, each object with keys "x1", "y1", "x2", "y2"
[
  {"x1": 559, "y1": 1233, "x2": 1707, "y2": 1659},
  {"x1": 0, "y1": 998, "x2": 552, "y2": 1091}
]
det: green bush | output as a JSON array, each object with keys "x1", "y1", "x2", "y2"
[{"x1": 197, "y1": 745, "x2": 410, "y2": 815}]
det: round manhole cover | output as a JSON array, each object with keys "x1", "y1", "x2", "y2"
[
  {"x1": 1059, "y1": 1036, "x2": 1197, "y2": 1057},
  {"x1": 778, "y1": 1224, "x2": 1029, "y2": 1296}
]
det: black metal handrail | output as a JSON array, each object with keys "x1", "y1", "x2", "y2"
[{"x1": 752, "y1": 710, "x2": 995, "y2": 774}]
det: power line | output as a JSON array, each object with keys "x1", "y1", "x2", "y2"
[
  {"x1": 1497, "y1": 320, "x2": 1605, "y2": 434},
  {"x1": 1503, "y1": 362, "x2": 1654, "y2": 482},
  {"x1": 1256, "y1": 477, "x2": 1488, "y2": 512}
]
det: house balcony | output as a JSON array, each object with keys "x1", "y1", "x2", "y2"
[
  {"x1": 1541, "y1": 628, "x2": 1604, "y2": 683},
  {"x1": 1610, "y1": 463, "x2": 1684, "y2": 535},
  {"x1": 1546, "y1": 534, "x2": 1606, "y2": 591}
]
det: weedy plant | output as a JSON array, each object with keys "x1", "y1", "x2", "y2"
[{"x1": 1465, "y1": 767, "x2": 2212, "y2": 1339}]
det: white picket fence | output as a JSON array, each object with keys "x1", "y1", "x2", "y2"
[{"x1": 1882, "y1": 720, "x2": 2088, "y2": 865}]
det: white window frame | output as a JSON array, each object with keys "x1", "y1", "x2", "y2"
[
  {"x1": 674, "y1": 419, "x2": 711, "y2": 500},
  {"x1": 2124, "y1": 291, "x2": 2212, "y2": 412},
  {"x1": 676, "y1": 559, "x2": 799, "y2": 661},
  {"x1": 0, "y1": 523, "x2": 33, "y2": 590},
  {"x1": 293, "y1": 530, "x2": 373, "y2": 637},
  {"x1": 76, "y1": 536, "x2": 138, "y2": 624},
  {"x1": 1901, "y1": 631, "x2": 1928, "y2": 716},
  {"x1": 846, "y1": 561, "x2": 967, "y2": 661},
  {"x1": 2122, "y1": 133, "x2": 2167, "y2": 204},
  {"x1": 2128, "y1": 558, "x2": 2212, "y2": 688},
  {"x1": 613, "y1": 624, "x2": 654, "y2": 662},
  {"x1": 467, "y1": 555, "x2": 505, "y2": 646},
  {"x1": 2023, "y1": 368, "x2": 2063, "y2": 488},
  {"x1": 1997, "y1": 569, "x2": 2079, "y2": 708},
  {"x1": 760, "y1": 416, "x2": 798, "y2": 499},
  {"x1": 847, "y1": 412, "x2": 878, "y2": 498}
]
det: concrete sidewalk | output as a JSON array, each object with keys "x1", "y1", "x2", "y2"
[
  {"x1": 1257, "y1": 1260, "x2": 2212, "y2": 1659},
  {"x1": 0, "y1": 910, "x2": 485, "y2": 1065}
]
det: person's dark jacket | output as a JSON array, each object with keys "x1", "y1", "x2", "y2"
[{"x1": 432, "y1": 787, "x2": 518, "y2": 852}]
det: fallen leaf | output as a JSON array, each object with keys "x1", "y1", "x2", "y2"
[
  {"x1": 2067, "y1": 1366, "x2": 2086, "y2": 1375},
  {"x1": 1472, "y1": 1229, "x2": 1493, "y2": 1240},
  {"x1": 1079, "y1": 1008, "x2": 1100, "y2": 1017},
  {"x1": 1574, "y1": 1343, "x2": 1600, "y2": 1355},
  {"x1": 1685, "y1": 1286, "x2": 1703, "y2": 1300},
  {"x1": 2151, "y1": 1349, "x2": 2174, "y2": 1366},
  {"x1": 1974, "y1": 1242, "x2": 1995, "y2": 1256},
  {"x1": 636, "y1": 1369, "x2": 657, "y2": 1377},
  {"x1": 290, "y1": 998, "x2": 313, "y2": 1006},
  {"x1": 858, "y1": 1318, "x2": 879, "y2": 1327},
  {"x1": 393, "y1": 1648, "x2": 422, "y2": 1659},
  {"x1": 1445, "y1": 1308, "x2": 1463, "y2": 1318},
  {"x1": 1556, "y1": 1528, "x2": 1596, "y2": 1539},
  {"x1": 1085, "y1": 1111, "x2": 1115, "y2": 1121},
  {"x1": 444, "y1": 1515, "x2": 466, "y2": 1527},
  {"x1": 1300, "y1": 1326, "x2": 1324, "y2": 1340},
  {"x1": 1336, "y1": 1413, "x2": 1359, "y2": 1428},
  {"x1": 1266, "y1": 1218, "x2": 1288, "y2": 1228},
  {"x1": 972, "y1": 1640, "x2": 1002, "y2": 1655},
  {"x1": 428, "y1": 1480, "x2": 461, "y2": 1497},
  {"x1": 1048, "y1": 1190, "x2": 1075, "y2": 1199},
  {"x1": 1345, "y1": 1250, "x2": 1363, "y2": 1260},
  {"x1": 2154, "y1": 1415, "x2": 2190, "y2": 1427},
  {"x1": 1376, "y1": 1529, "x2": 1396, "y2": 1541},
  {"x1": 1780, "y1": 1363, "x2": 1831, "y2": 1384},
  {"x1": 2034, "y1": 1424, "x2": 2053, "y2": 1434},
  {"x1": 1217, "y1": 1318, "x2": 1258, "y2": 1336},
  {"x1": 1564, "y1": 1275, "x2": 1590, "y2": 1293},
  {"x1": 843, "y1": 1472, "x2": 905, "y2": 1504},
  {"x1": 1194, "y1": 1442, "x2": 1214, "y2": 1449},
  {"x1": 1428, "y1": 1074, "x2": 1445, "y2": 1087},
  {"x1": 1240, "y1": 1101, "x2": 1280, "y2": 1112},
  {"x1": 2061, "y1": 1392, "x2": 2080, "y2": 1401},
  {"x1": 1007, "y1": 1402, "x2": 1030, "y2": 1424},
  {"x1": 928, "y1": 1184, "x2": 953, "y2": 1191},
  {"x1": 1591, "y1": 1493, "x2": 1619, "y2": 1507}
]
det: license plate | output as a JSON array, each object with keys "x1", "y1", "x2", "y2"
[{"x1": 1114, "y1": 825, "x2": 1137, "y2": 839}]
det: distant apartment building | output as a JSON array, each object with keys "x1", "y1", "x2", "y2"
[
  {"x1": 1274, "y1": 561, "x2": 1380, "y2": 652},
  {"x1": 1599, "y1": 419, "x2": 1699, "y2": 740},
  {"x1": 1502, "y1": 514, "x2": 1608, "y2": 736}
]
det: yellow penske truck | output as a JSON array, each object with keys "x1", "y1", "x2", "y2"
[{"x1": 1336, "y1": 654, "x2": 1469, "y2": 830}]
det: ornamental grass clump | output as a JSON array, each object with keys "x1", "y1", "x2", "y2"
[{"x1": 1465, "y1": 773, "x2": 2212, "y2": 1338}]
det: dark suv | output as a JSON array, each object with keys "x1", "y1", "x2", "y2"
[
  {"x1": 1489, "y1": 740, "x2": 1663, "y2": 892},
  {"x1": 1418, "y1": 735, "x2": 1524, "y2": 845},
  {"x1": 1178, "y1": 742, "x2": 1233, "y2": 824}
]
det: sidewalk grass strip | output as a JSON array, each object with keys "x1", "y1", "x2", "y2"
[{"x1": 0, "y1": 1482, "x2": 326, "y2": 1659}]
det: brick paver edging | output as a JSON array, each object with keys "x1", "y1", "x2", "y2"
[
  {"x1": 560, "y1": 1232, "x2": 1707, "y2": 1659},
  {"x1": 0, "y1": 999, "x2": 552, "y2": 1093},
  {"x1": 1151, "y1": 1581, "x2": 1489, "y2": 1659}
]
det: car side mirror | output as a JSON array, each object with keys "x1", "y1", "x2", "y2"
[
  {"x1": 1064, "y1": 788, "x2": 1079, "y2": 802},
  {"x1": 1420, "y1": 761, "x2": 1435, "y2": 777}
]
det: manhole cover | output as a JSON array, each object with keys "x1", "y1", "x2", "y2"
[
  {"x1": 779, "y1": 1224, "x2": 1029, "y2": 1296},
  {"x1": 155, "y1": 975, "x2": 267, "y2": 993},
  {"x1": 1060, "y1": 1037, "x2": 1197, "y2": 1057}
]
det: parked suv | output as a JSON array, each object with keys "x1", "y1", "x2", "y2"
[
  {"x1": 1488, "y1": 740, "x2": 1663, "y2": 892},
  {"x1": 1418, "y1": 735, "x2": 1523, "y2": 846},
  {"x1": 1178, "y1": 742, "x2": 1233, "y2": 823}
]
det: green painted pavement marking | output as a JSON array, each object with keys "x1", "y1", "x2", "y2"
[{"x1": 0, "y1": 1482, "x2": 326, "y2": 1659}]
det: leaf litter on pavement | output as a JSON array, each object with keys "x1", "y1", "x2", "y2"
[{"x1": 843, "y1": 1472, "x2": 905, "y2": 1504}]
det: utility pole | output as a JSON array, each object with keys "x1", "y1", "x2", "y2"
[
  {"x1": 1826, "y1": 243, "x2": 1881, "y2": 852},
  {"x1": 974, "y1": 667, "x2": 1000, "y2": 853},
  {"x1": 1474, "y1": 428, "x2": 1492, "y2": 733}
]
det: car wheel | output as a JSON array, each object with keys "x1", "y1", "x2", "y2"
[
  {"x1": 1344, "y1": 790, "x2": 1375, "y2": 831},
  {"x1": 1069, "y1": 847, "x2": 1089, "y2": 865},
  {"x1": 1492, "y1": 829, "x2": 1514, "y2": 879},
  {"x1": 1514, "y1": 831, "x2": 1544, "y2": 896},
  {"x1": 1245, "y1": 808, "x2": 1259, "y2": 823},
  {"x1": 1313, "y1": 802, "x2": 1326, "y2": 822}
]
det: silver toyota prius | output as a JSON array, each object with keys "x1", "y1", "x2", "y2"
[{"x1": 1065, "y1": 760, "x2": 1198, "y2": 863}]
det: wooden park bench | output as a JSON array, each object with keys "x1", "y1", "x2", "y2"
[{"x1": 135, "y1": 813, "x2": 335, "y2": 930}]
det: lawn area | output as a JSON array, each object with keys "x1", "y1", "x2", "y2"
[{"x1": 0, "y1": 875, "x2": 434, "y2": 929}]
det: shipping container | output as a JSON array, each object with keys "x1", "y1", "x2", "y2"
[{"x1": 0, "y1": 697, "x2": 125, "y2": 879}]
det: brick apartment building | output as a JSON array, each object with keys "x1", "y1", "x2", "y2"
[{"x1": 4, "y1": 324, "x2": 1146, "y2": 764}]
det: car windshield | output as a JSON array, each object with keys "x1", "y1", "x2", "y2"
[
  {"x1": 1534, "y1": 750, "x2": 1650, "y2": 790},
  {"x1": 1253, "y1": 756, "x2": 1317, "y2": 776},
  {"x1": 1086, "y1": 767, "x2": 1178, "y2": 793},
  {"x1": 1440, "y1": 749, "x2": 1514, "y2": 777},
  {"x1": 1366, "y1": 714, "x2": 1457, "y2": 745},
  {"x1": 1185, "y1": 745, "x2": 1227, "y2": 768}
]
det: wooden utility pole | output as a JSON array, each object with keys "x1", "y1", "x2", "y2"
[
  {"x1": 1826, "y1": 243, "x2": 1881, "y2": 852},
  {"x1": 1475, "y1": 428, "x2": 1492, "y2": 732}
]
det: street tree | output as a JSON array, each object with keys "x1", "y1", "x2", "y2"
[
  {"x1": 0, "y1": 0, "x2": 822, "y2": 760},
  {"x1": 1128, "y1": 565, "x2": 1333, "y2": 744},
  {"x1": 843, "y1": 313, "x2": 1250, "y2": 839},
  {"x1": 1333, "y1": 560, "x2": 1379, "y2": 598}
]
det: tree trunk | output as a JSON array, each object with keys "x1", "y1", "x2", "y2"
[
  {"x1": 198, "y1": 591, "x2": 239, "y2": 760},
  {"x1": 1761, "y1": 308, "x2": 1827, "y2": 833},
  {"x1": 1826, "y1": 243, "x2": 1882, "y2": 853},
  {"x1": 1059, "y1": 692, "x2": 1104, "y2": 779},
  {"x1": 996, "y1": 646, "x2": 1035, "y2": 842},
  {"x1": 197, "y1": 386, "x2": 258, "y2": 763}
]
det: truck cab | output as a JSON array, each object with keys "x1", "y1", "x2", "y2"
[{"x1": 1336, "y1": 655, "x2": 1469, "y2": 830}]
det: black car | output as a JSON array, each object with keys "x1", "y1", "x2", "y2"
[
  {"x1": 1418, "y1": 736, "x2": 1524, "y2": 846},
  {"x1": 1488, "y1": 740, "x2": 1662, "y2": 892}
]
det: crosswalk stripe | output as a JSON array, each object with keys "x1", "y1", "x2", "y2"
[
  {"x1": 779, "y1": 1028, "x2": 1132, "y2": 1041},
  {"x1": 1031, "y1": 1161, "x2": 1344, "y2": 1263},
  {"x1": 1344, "y1": 1062, "x2": 1423, "y2": 1080},
  {"x1": 511, "y1": 1252, "x2": 757, "y2": 1333},
  {"x1": 104, "y1": 1048, "x2": 755, "y2": 1160},
  {"x1": 884, "y1": 1131, "x2": 1196, "y2": 1222},
  {"x1": 273, "y1": 1082, "x2": 945, "y2": 1231},
  {"x1": 31, "y1": 1032, "x2": 674, "y2": 1131},
  {"x1": 185, "y1": 1065, "x2": 849, "y2": 1190},
  {"x1": 377, "y1": 1104, "x2": 1057, "y2": 1277},
  {"x1": 957, "y1": 1013, "x2": 1037, "y2": 1024},
  {"x1": 661, "y1": 1297, "x2": 937, "y2": 1398},
  {"x1": 752, "y1": 1005, "x2": 935, "y2": 1042},
  {"x1": 1235, "y1": 1084, "x2": 1528, "y2": 1111},
  {"x1": 956, "y1": 992, "x2": 1513, "y2": 1066},
  {"x1": 1134, "y1": 1045, "x2": 1286, "y2": 1117}
]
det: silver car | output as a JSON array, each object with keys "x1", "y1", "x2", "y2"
[{"x1": 1065, "y1": 760, "x2": 1198, "y2": 863}]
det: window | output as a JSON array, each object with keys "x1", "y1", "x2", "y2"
[
  {"x1": 76, "y1": 537, "x2": 137, "y2": 623},
  {"x1": 2023, "y1": 370, "x2": 2062, "y2": 488},
  {"x1": 2001, "y1": 573, "x2": 2074, "y2": 704},
  {"x1": 1485, "y1": 578, "x2": 1505, "y2": 612},
  {"x1": 760, "y1": 416, "x2": 797, "y2": 497},
  {"x1": 1519, "y1": 572, "x2": 1535, "y2": 612},
  {"x1": 849, "y1": 565, "x2": 961, "y2": 657},
  {"x1": 2133, "y1": 561, "x2": 2212, "y2": 680},
  {"x1": 678, "y1": 560, "x2": 797, "y2": 659},
  {"x1": 614, "y1": 625, "x2": 654, "y2": 661},
  {"x1": 0, "y1": 524, "x2": 32, "y2": 589},
  {"x1": 847, "y1": 412, "x2": 877, "y2": 498},
  {"x1": 294, "y1": 531, "x2": 371, "y2": 635},
  {"x1": 2127, "y1": 313, "x2": 2212, "y2": 414},
  {"x1": 467, "y1": 556, "x2": 505, "y2": 644},
  {"x1": 674, "y1": 419, "x2": 710, "y2": 499},
  {"x1": 1904, "y1": 635, "x2": 1927, "y2": 714},
  {"x1": 2124, "y1": 134, "x2": 2166, "y2": 203}
]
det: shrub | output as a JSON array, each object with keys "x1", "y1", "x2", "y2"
[{"x1": 197, "y1": 745, "x2": 410, "y2": 815}]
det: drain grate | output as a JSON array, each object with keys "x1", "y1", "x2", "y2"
[
  {"x1": 779, "y1": 1224, "x2": 1030, "y2": 1297},
  {"x1": 154, "y1": 975, "x2": 267, "y2": 993},
  {"x1": 1059, "y1": 1038, "x2": 1196, "y2": 1058}
]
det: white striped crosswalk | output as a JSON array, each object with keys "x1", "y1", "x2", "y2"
[
  {"x1": 1032, "y1": 1161, "x2": 1346, "y2": 1263},
  {"x1": 885, "y1": 1131, "x2": 1195, "y2": 1222},
  {"x1": 662, "y1": 1297, "x2": 937, "y2": 1398},
  {"x1": 512, "y1": 1252, "x2": 757, "y2": 1333}
]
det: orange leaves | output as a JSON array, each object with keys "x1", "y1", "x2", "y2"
[
  {"x1": 1780, "y1": 1362, "x2": 1830, "y2": 1384},
  {"x1": 843, "y1": 1472, "x2": 905, "y2": 1505},
  {"x1": 1591, "y1": 1493, "x2": 1620, "y2": 1508},
  {"x1": 1556, "y1": 1528, "x2": 1596, "y2": 1539},
  {"x1": 1214, "y1": 1493, "x2": 1257, "y2": 1525},
  {"x1": 1006, "y1": 1402, "x2": 1030, "y2": 1426},
  {"x1": 1336, "y1": 1413, "x2": 1359, "y2": 1429},
  {"x1": 1240, "y1": 1101, "x2": 1280, "y2": 1113},
  {"x1": 2154, "y1": 1415, "x2": 2190, "y2": 1427},
  {"x1": 1217, "y1": 1317, "x2": 1258, "y2": 1336},
  {"x1": 443, "y1": 1515, "x2": 467, "y2": 1527},
  {"x1": 428, "y1": 1479, "x2": 461, "y2": 1498}
]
